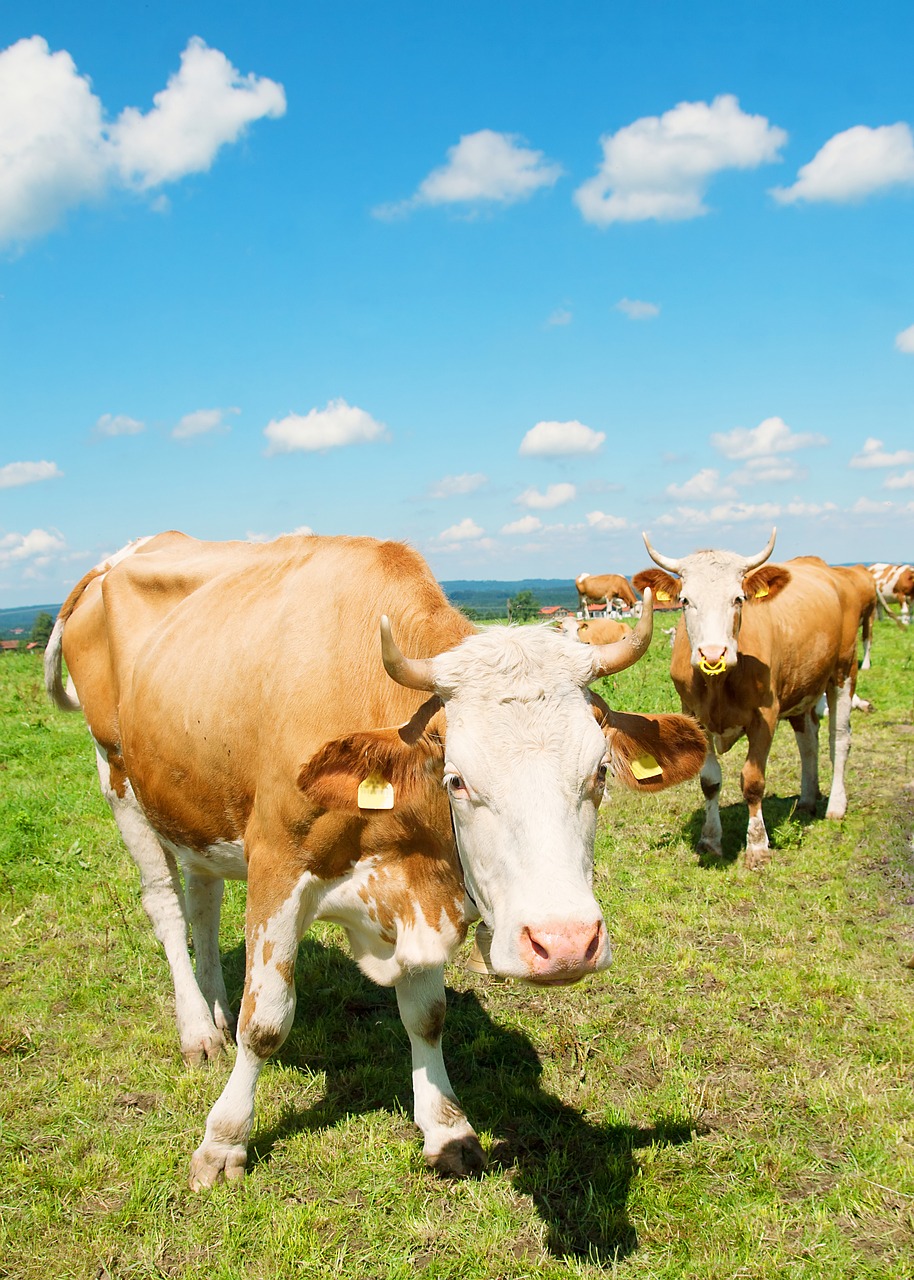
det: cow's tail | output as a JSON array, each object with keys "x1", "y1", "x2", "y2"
[
  {"x1": 44, "y1": 613, "x2": 80, "y2": 710},
  {"x1": 874, "y1": 582, "x2": 906, "y2": 628}
]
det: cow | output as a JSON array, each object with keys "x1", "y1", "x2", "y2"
[
  {"x1": 632, "y1": 530, "x2": 872, "y2": 869},
  {"x1": 869, "y1": 563, "x2": 914, "y2": 626},
  {"x1": 558, "y1": 616, "x2": 632, "y2": 645},
  {"x1": 46, "y1": 531, "x2": 707, "y2": 1188},
  {"x1": 574, "y1": 572, "x2": 638, "y2": 617}
]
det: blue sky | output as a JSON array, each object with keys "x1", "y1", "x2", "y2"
[{"x1": 2, "y1": 1, "x2": 913, "y2": 605}]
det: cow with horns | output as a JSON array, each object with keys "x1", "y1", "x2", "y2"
[
  {"x1": 574, "y1": 572, "x2": 639, "y2": 617},
  {"x1": 46, "y1": 531, "x2": 706, "y2": 1187},
  {"x1": 632, "y1": 530, "x2": 872, "y2": 868}
]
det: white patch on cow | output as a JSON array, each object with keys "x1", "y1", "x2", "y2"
[{"x1": 162, "y1": 837, "x2": 248, "y2": 881}]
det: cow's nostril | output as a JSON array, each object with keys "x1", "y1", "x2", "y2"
[
  {"x1": 584, "y1": 924, "x2": 601, "y2": 962},
  {"x1": 526, "y1": 930, "x2": 549, "y2": 960}
]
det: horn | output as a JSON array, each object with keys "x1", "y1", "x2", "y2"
[
  {"x1": 590, "y1": 589, "x2": 654, "y2": 678},
  {"x1": 743, "y1": 527, "x2": 777, "y2": 572},
  {"x1": 642, "y1": 531, "x2": 681, "y2": 573},
  {"x1": 380, "y1": 616, "x2": 438, "y2": 692}
]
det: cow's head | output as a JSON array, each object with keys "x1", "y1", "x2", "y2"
[
  {"x1": 634, "y1": 529, "x2": 790, "y2": 674},
  {"x1": 377, "y1": 603, "x2": 665, "y2": 986}
]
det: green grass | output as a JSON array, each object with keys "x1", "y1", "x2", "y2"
[{"x1": 1, "y1": 624, "x2": 913, "y2": 1278}]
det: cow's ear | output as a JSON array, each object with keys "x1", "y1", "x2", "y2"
[
  {"x1": 743, "y1": 564, "x2": 791, "y2": 602},
  {"x1": 603, "y1": 709, "x2": 706, "y2": 792},
  {"x1": 297, "y1": 730, "x2": 443, "y2": 812},
  {"x1": 632, "y1": 568, "x2": 680, "y2": 605}
]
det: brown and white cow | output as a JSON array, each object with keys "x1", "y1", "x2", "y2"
[
  {"x1": 558, "y1": 616, "x2": 632, "y2": 645},
  {"x1": 47, "y1": 531, "x2": 706, "y2": 1187},
  {"x1": 632, "y1": 530, "x2": 872, "y2": 869},
  {"x1": 575, "y1": 572, "x2": 638, "y2": 617},
  {"x1": 869, "y1": 563, "x2": 914, "y2": 626}
]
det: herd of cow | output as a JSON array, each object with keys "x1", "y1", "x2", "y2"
[{"x1": 42, "y1": 530, "x2": 910, "y2": 1189}]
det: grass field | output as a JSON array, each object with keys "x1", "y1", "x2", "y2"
[{"x1": 1, "y1": 622, "x2": 913, "y2": 1279}]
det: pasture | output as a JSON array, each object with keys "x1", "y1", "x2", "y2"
[{"x1": 1, "y1": 623, "x2": 913, "y2": 1279}]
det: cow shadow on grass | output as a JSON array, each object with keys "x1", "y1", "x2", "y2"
[
  {"x1": 220, "y1": 936, "x2": 700, "y2": 1265},
  {"x1": 684, "y1": 793, "x2": 822, "y2": 868}
]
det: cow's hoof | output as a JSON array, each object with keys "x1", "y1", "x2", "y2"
[
  {"x1": 697, "y1": 839, "x2": 722, "y2": 858},
  {"x1": 181, "y1": 1032, "x2": 228, "y2": 1067},
  {"x1": 188, "y1": 1143, "x2": 247, "y2": 1190},
  {"x1": 744, "y1": 846, "x2": 771, "y2": 871},
  {"x1": 426, "y1": 1134, "x2": 486, "y2": 1178}
]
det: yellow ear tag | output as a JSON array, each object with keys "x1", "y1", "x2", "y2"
[
  {"x1": 656, "y1": 590, "x2": 671, "y2": 602},
  {"x1": 358, "y1": 770, "x2": 395, "y2": 810},
  {"x1": 631, "y1": 753, "x2": 663, "y2": 781},
  {"x1": 754, "y1": 584, "x2": 769, "y2": 599}
]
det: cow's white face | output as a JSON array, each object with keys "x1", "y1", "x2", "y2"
[
  {"x1": 433, "y1": 627, "x2": 612, "y2": 984},
  {"x1": 676, "y1": 551, "x2": 751, "y2": 674}
]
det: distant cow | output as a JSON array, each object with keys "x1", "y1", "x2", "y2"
[
  {"x1": 869, "y1": 563, "x2": 914, "y2": 626},
  {"x1": 47, "y1": 531, "x2": 706, "y2": 1187},
  {"x1": 575, "y1": 572, "x2": 638, "y2": 616},
  {"x1": 633, "y1": 530, "x2": 872, "y2": 868},
  {"x1": 559, "y1": 616, "x2": 632, "y2": 645}
]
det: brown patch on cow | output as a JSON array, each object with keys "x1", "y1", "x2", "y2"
[
  {"x1": 743, "y1": 563, "x2": 791, "y2": 602},
  {"x1": 417, "y1": 997, "x2": 447, "y2": 1045},
  {"x1": 243, "y1": 1022, "x2": 285, "y2": 1060},
  {"x1": 262, "y1": 940, "x2": 274, "y2": 967},
  {"x1": 632, "y1": 567, "x2": 681, "y2": 603},
  {"x1": 275, "y1": 959, "x2": 295, "y2": 987},
  {"x1": 435, "y1": 1094, "x2": 468, "y2": 1127},
  {"x1": 604, "y1": 709, "x2": 707, "y2": 792}
]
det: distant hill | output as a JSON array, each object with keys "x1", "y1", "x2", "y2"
[{"x1": 0, "y1": 603, "x2": 60, "y2": 639}]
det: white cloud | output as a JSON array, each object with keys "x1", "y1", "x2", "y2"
[
  {"x1": 772, "y1": 123, "x2": 914, "y2": 205},
  {"x1": 516, "y1": 482, "x2": 576, "y2": 510},
  {"x1": 729, "y1": 456, "x2": 804, "y2": 486},
  {"x1": 885, "y1": 470, "x2": 914, "y2": 490},
  {"x1": 0, "y1": 527, "x2": 67, "y2": 566},
  {"x1": 616, "y1": 297, "x2": 660, "y2": 320},
  {"x1": 546, "y1": 306, "x2": 573, "y2": 327},
  {"x1": 665, "y1": 468, "x2": 733, "y2": 501},
  {"x1": 94, "y1": 413, "x2": 145, "y2": 437},
  {"x1": 428, "y1": 472, "x2": 487, "y2": 499},
  {"x1": 438, "y1": 517, "x2": 486, "y2": 542},
  {"x1": 586, "y1": 510, "x2": 629, "y2": 532},
  {"x1": 895, "y1": 325, "x2": 914, "y2": 354},
  {"x1": 0, "y1": 36, "x2": 285, "y2": 248},
  {"x1": 657, "y1": 501, "x2": 781, "y2": 527},
  {"x1": 501, "y1": 515, "x2": 543, "y2": 535},
  {"x1": 574, "y1": 94, "x2": 787, "y2": 226},
  {"x1": 264, "y1": 398, "x2": 388, "y2": 455},
  {"x1": 711, "y1": 415, "x2": 827, "y2": 460},
  {"x1": 851, "y1": 497, "x2": 894, "y2": 515},
  {"x1": 375, "y1": 129, "x2": 561, "y2": 217},
  {"x1": 519, "y1": 419, "x2": 605, "y2": 457},
  {"x1": 849, "y1": 436, "x2": 914, "y2": 469},
  {"x1": 784, "y1": 501, "x2": 838, "y2": 517},
  {"x1": 0, "y1": 460, "x2": 63, "y2": 489},
  {"x1": 172, "y1": 406, "x2": 239, "y2": 439}
]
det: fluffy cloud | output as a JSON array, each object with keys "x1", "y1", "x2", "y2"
[
  {"x1": 172, "y1": 406, "x2": 239, "y2": 439},
  {"x1": 0, "y1": 460, "x2": 63, "y2": 488},
  {"x1": 586, "y1": 510, "x2": 629, "y2": 532},
  {"x1": 0, "y1": 36, "x2": 285, "y2": 247},
  {"x1": 657, "y1": 501, "x2": 781, "y2": 527},
  {"x1": 264, "y1": 399, "x2": 388, "y2": 454},
  {"x1": 885, "y1": 470, "x2": 914, "y2": 490},
  {"x1": 772, "y1": 123, "x2": 914, "y2": 205},
  {"x1": 94, "y1": 413, "x2": 144, "y2": 437},
  {"x1": 501, "y1": 515, "x2": 543, "y2": 535},
  {"x1": 851, "y1": 496, "x2": 895, "y2": 515},
  {"x1": 0, "y1": 527, "x2": 67, "y2": 567},
  {"x1": 616, "y1": 297, "x2": 660, "y2": 320},
  {"x1": 729, "y1": 456, "x2": 804, "y2": 486},
  {"x1": 437, "y1": 518, "x2": 486, "y2": 542},
  {"x1": 849, "y1": 437, "x2": 914, "y2": 469},
  {"x1": 895, "y1": 325, "x2": 914, "y2": 354},
  {"x1": 375, "y1": 130, "x2": 561, "y2": 218},
  {"x1": 574, "y1": 95, "x2": 786, "y2": 226},
  {"x1": 515, "y1": 482, "x2": 576, "y2": 510},
  {"x1": 546, "y1": 306, "x2": 573, "y2": 327},
  {"x1": 519, "y1": 419, "x2": 605, "y2": 457},
  {"x1": 665, "y1": 468, "x2": 733, "y2": 501},
  {"x1": 428, "y1": 472, "x2": 487, "y2": 499},
  {"x1": 711, "y1": 415, "x2": 827, "y2": 460}
]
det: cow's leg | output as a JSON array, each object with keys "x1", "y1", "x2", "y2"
[
  {"x1": 824, "y1": 676, "x2": 853, "y2": 819},
  {"x1": 189, "y1": 861, "x2": 312, "y2": 1190},
  {"x1": 697, "y1": 742, "x2": 723, "y2": 856},
  {"x1": 95, "y1": 746, "x2": 224, "y2": 1064},
  {"x1": 184, "y1": 873, "x2": 234, "y2": 1039},
  {"x1": 789, "y1": 709, "x2": 820, "y2": 814},
  {"x1": 395, "y1": 966, "x2": 484, "y2": 1177},
  {"x1": 741, "y1": 716, "x2": 775, "y2": 869}
]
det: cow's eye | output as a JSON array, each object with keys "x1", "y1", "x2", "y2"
[
  {"x1": 596, "y1": 761, "x2": 609, "y2": 788},
  {"x1": 734, "y1": 594, "x2": 746, "y2": 606},
  {"x1": 680, "y1": 596, "x2": 690, "y2": 608},
  {"x1": 444, "y1": 772, "x2": 469, "y2": 799}
]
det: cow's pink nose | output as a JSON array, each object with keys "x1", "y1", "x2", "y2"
[
  {"x1": 698, "y1": 646, "x2": 726, "y2": 664},
  {"x1": 519, "y1": 920, "x2": 605, "y2": 982}
]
